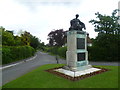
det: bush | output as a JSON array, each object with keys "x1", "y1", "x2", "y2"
[
  {"x1": 2, "y1": 46, "x2": 35, "y2": 64},
  {"x1": 49, "y1": 47, "x2": 58, "y2": 55},
  {"x1": 2, "y1": 47, "x2": 13, "y2": 64},
  {"x1": 88, "y1": 45, "x2": 119, "y2": 62},
  {"x1": 58, "y1": 46, "x2": 67, "y2": 59},
  {"x1": 45, "y1": 46, "x2": 67, "y2": 59}
]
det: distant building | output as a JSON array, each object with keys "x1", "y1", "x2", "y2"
[{"x1": 87, "y1": 33, "x2": 92, "y2": 47}]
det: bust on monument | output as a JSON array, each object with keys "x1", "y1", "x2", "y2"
[{"x1": 69, "y1": 14, "x2": 86, "y2": 31}]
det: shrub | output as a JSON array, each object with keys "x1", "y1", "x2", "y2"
[
  {"x1": 45, "y1": 46, "x2": 67, "y2": 59},
  {"x1": 58, "y1": 46, "x2": 67, "y2": 59},
  {"x1": 2, "y1": 47, "x2": 13, "y2": 64},
  {"x1": 49, "y1": 47, "x2": 58, "y2": 55},
  {"x1": 87, "y1": 45, "x2": 118, "y2": 62}
]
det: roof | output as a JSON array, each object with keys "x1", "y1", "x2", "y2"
[{"x1": 87, "y1": 34, "x2": 92, "y2": 43}]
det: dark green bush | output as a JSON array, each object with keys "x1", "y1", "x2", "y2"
[
  {"x1": 45, "y1": 46, "x2": 67, "y2": 59},
  {"x1": 2, "y1": 47, "x2": 13, "y2": 64},
  {"x1": 2, "y1": 46, "x2": 35, "y2": 64},
  {"x1": 58, "y1": 46, "x2": 67, "y2": 59},
  {"x1": 88, "y1": 45, "x2": 119, "y2": 62},
  {"x1": 49, "y1": 47, "x2": 58, "y2": 55}
]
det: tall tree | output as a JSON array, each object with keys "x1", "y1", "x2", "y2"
[
  {"x1": 20, "y1": 31, "x2": 31, "y2": 45},
  {"x1": 2, "y1": 28, "x2": 15, "y2": 46},
  {"x1": 48, "y1": 29, "x2": 66, "y2": 47},
  {"x1": 30, "y1": 36, "x2": 40, "y2": 49},
  {"x1": 20, "y1": 31, "x2": 40, "y2": 49},
  {"x1": 89, "y1": 9, "x2": 120, "y2": 34},
  {"x1": 88, "y1": 9, "x2": 120, "y2": 61}
]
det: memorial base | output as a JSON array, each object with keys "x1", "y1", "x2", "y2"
[
  {"x1": 45, "y1": 65, "x2": 109, "y2": 81},
  {"x1": 54, "y1": 67, "x2": 101, "y2": 77},
  {"x1": 63, "y1": 64, "x2": 92, "y2": 72}
]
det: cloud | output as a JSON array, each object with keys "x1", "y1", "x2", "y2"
[
  {"x1": 13, "y1": 0, "x2": 84, "y2": 12},
  {"x1": 0, "y1": 0, "x2": 119, "y2": 44}
]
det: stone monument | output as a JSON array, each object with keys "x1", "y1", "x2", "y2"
[
  {"x1": 54, "y1": 14, "x2": 102, "y2": 78},
  {"x1": 65, "y1": 14, "x2": 92, "y2": 71}
]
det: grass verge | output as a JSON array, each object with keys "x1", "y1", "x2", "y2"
[{"x1": 2, "y1": 64, "x2": 118, "y2": 88}]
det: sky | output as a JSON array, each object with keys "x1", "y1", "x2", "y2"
[{"x1": 0, "y1": 0, "x2": 119, "y2": 44}]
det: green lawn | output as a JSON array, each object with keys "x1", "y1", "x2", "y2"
[{"x1": 2, "y1": 64, "x2": 118, "y2": 88}]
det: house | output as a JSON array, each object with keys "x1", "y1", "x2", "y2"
[{"x1": 87, "y1": 33, "x2": 92, "y2": 47}]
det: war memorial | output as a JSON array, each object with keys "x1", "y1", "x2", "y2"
[{"x1": 46, "y1": 14, "x2": 108, "y2": 81}]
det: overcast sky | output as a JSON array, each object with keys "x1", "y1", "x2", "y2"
[{"x1": 0, "y1": 0, "x2": 119, "y2": 44}]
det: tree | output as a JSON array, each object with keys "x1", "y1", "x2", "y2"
[
  {"x1": 88, "y1": 9, "x2": 120, "y2": 61},
  {"x1": 89, "y1": 9, "x2": 120, "y2": 34},
  {"x1": 1, "y1": 27, "x2": 42, "y2": 49},
  {"x1": 2, "y1": 28, "x2": 15, "y2": 46},
  {"x1": 38, "y1": 42, "x2": 45, "y2": 50},
  {"x1": 48, "y1": 29, "x2": 66, "y2": 47},
  {"x1": 20, "y1": 31, "x2": 41, "y2": 49},
  {"x1": 14, "y1": 36, "x2": 22, "y2": 46},
  {"x1": 20, "y1": 31, "x2": 31, "y2": 45},
  {"x1": 30, "y1": 36, "x2": 40, "y2": 49}
]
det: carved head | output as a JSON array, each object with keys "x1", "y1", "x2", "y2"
[{"x1": 76, "y1": 14, "x2": 79, "y2": 18}]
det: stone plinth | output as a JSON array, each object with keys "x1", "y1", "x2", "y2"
[{"x1": 65, "y1": 30, "x2": 91, "y2": 71}]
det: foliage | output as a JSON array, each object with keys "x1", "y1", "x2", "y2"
[
  {"x1": 21, "y1": 31, "x2": 41, "y2": 49},
  {"x1": 2, "y1": 64, "x2": 118, "y2": 88},
  {"x1": 48, "y1": 29, "x2": 66, "y2": 47},
  {"x1": 48, "y1": 47, "x2": 59, "y2": 55},
  {"x1": 89, "y1": 9, "x2": 120, "y2": 61},
  {"x1": 38, "y1": 42, "x2": 45, "y2": 50},
  {"x1": 44, "y1": 46, "x2": 67, "y2": 59},
  {"x1": 2, "y1": 47, "x2": 13, "y2": 63},
  {"x1": 1, "y1": 27, "x2": 43, "y2": 64},
  {"x1": 58, "y1": 46, "x2": 67, "y2": 59},
  {"x1": 2, "y1": 28, "x2": 15, "y2": 46},
  {"x1": 1, "y1": 27, "x2": 41, "y2": 49},
  {"x1": 14, "y1": 36, "x2": 23, "y2": 46},
  {"x1": 20, "y1": 31, "x2": 31, "y2": 45},
  {"x1": 30, "y1": 36, "x2": 40, "y2": 49},
  {"x1": 89, "y1": 9, "x2": 120, "y2": 34},
  {"x1": 2, "y1": 46, "x2": 35, "y2": 64}
]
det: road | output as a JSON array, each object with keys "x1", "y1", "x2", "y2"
[
  {"x1": 2, "y1": 51, "x2": 118, "y2": 86},
  {"x1": 2, "y1": 51, "x2": 65, "y2": 86}
]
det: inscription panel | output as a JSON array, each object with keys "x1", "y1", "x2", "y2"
[
  {"x1": 77, "y1": 38, "x2": 85, "y2": 49},
  {"x1": 77, "y1": 53, "x2": 85, "y2": 61},
  {"x1": 77, "y1": 31, "x2": 85, "y2": 34}
]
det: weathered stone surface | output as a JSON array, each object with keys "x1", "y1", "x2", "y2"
[{"x1": 66, "y1": 30, "x2": 89, "y2": 71}]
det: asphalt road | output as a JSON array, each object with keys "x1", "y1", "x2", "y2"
[
  {"x1": 2, "y1": 51, "x2": 118, "y2": 86},
  {"x1": 2, "y1": 51, "x2": 65, "y2": 86}
]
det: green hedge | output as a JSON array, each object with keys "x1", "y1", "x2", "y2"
[
  {"x1": 45, "y1": 45, "x2": 118, "y2": 62},
  {"x1": 87, "y1": 46, "x2": 119, "y2": 62},
  {"x1": 48, "y1": 47, "x2": 58, "y2": 55},
  {"x1": 58, "y1": 47, "x2": 67, "y2": 59},
  {"x1": 2, "y1": 46, "x2": 35, "y2": 64},
  {"x1": 45, "y1": 46, "x2": 67, "y2": 59}
]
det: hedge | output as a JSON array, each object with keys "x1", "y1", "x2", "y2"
[
  {"x1": 87, "y1": 46, "x2": 119, "y2": 62},
  {"x1": 45, "y1": 46, "x2": 67, "y2": 59},
  {"x1": 47, "y1": 45, "x2": 118, "y2": 62},
  {"x1": 58, "y1": 46, "x2": 67, "y2": 59},
  {"x1": 2, "y1": 46, "x2": 35, "y2": 64},
  {"x1": 48, "y1": 47, "x2": 58, "y2": 55}
]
